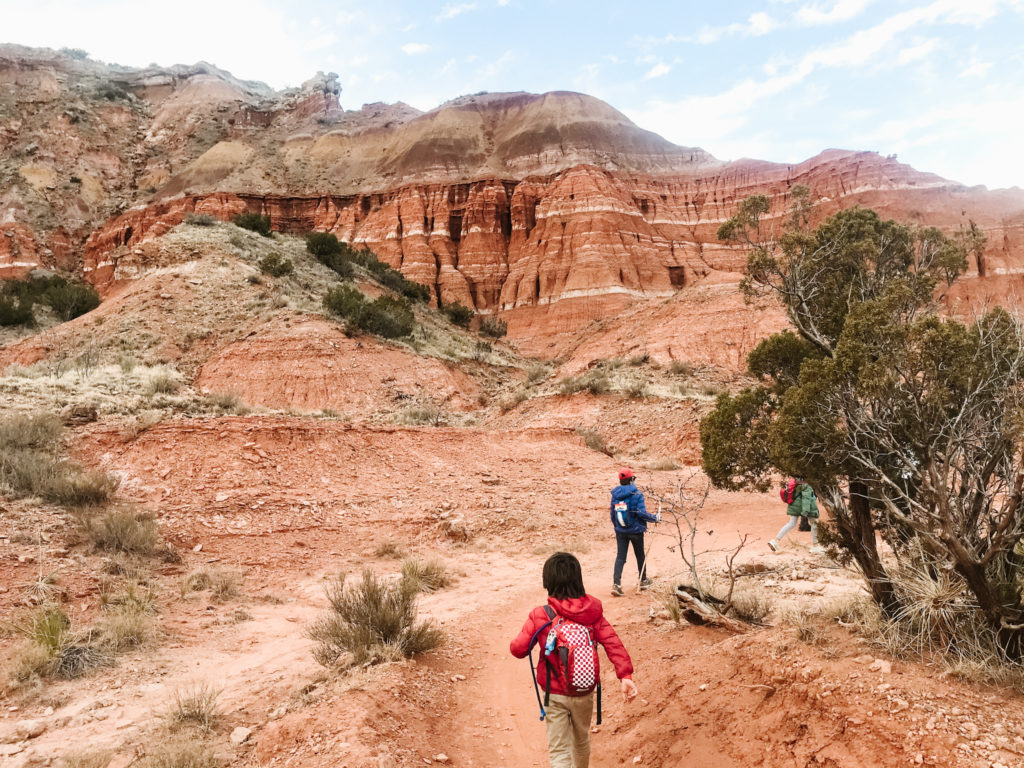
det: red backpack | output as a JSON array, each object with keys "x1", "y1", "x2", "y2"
[
  {"x1": 780, "y1": 478, "x2": 798, "y2": 504},
  {"x1": 527, "y1": 606, "x2": 602, "y2": 723}
]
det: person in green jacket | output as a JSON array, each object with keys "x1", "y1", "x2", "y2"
[{"x1": 769, "y1": 478, "x2": 823, "y2": 553}]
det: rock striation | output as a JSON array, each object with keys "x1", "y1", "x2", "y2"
[{"x1": 3, "y1": 45, "x2": 1024, "y2": 350}]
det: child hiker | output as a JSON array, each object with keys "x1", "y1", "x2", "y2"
[
  {"x1": 769, "y1": 477, "x2": 824, "y2": 553},
  {"x1": 510, "y1": 552, "x2": 638, "y2": 768}
]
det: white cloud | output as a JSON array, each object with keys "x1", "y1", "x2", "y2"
[
  {"x1": 401, "y1": 42, "x2": 430, "y2": 55},
  {"x1": 437, "y1": 3, "x2": 477, "y2": 20},
  {"x1": 796, "y1": 0, "x2": 877, "y2": 25},
  {"x1": 896, "y1": 38, "x2": 939, "y2": 65},
  {"x1": 693, "y1": 12, "x2": 781, "y2": 44},
  {"x1": 304, "y1": 32, "x2": 336, "y2": 52},
  {"x1": 960, "y1": 60, "x2": 993, "y2": 77},
  {"x1": 643, "y1": 63, "x2": 671, "y2": 79}
]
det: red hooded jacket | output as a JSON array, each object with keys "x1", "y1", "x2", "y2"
[{"x1": 509, "y1": 594, "x2": 633, "y2": 697}]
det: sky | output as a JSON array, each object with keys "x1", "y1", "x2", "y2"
[{"x1": 3, "y1": 0, "x2": 1024, "y2": 189}]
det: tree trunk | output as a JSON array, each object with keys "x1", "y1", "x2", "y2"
[{"x1": 840, "y1": 481, "x2": 900, "y2": 617}]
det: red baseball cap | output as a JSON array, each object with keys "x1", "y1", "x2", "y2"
[{"x1": 619, "y1": 468, "x2": 635, "y2": 482}]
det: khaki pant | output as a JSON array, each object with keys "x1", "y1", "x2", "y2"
[{"x1": 545, "y1": 692, "x2": 594, "y2": 768}]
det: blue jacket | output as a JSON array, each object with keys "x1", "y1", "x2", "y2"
[{"x1": 610, "y1": 484, "x2": 658, "y2": 534}]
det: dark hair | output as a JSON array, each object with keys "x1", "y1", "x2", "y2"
[
  {"x1": 620, "y1": 477, "x2": 633, "y2": 485},
  {"x1": 542, "y1": 552, "x2": 585, "y2": 599}
]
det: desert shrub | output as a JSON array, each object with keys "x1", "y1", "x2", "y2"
[
  {"x1": 400, "y1": 558, "x2": 452, "y2": 593},
  {"x1": 628, "y1": 353, "x2": 650, "y2": 367},
  {"x1": 0, "y1": 295, "x2": 34, "y2": 326},
  {"x1": 644, "y1": 457, "x2": 680, "y2": 471},
  {"x1": 668, "y1": 360, "x2": 695, "y2": 376},
  {"x1": 168, "y1": 684, "x2": 220, "y2": 730},
  {"x1": 479, "y1": 316, "x2": 508, "y2": 339},
  {"x1": 356, "y1": 296, "x2": 415, "y2": 338},
  {"x1": 0, "y1": 412, "x2": 62, "y2": 450},
  {"x1": 442, "y1": 301, "x2": 474, "y2": 328},
  {"x1": 184, "y1": 213, "x2": 216, "y2": 227},
  {"x1": 307, "y1": 571, "x2": 443, "y2": 668},
  {"x1": 559, "y1": 370, "x2": 611, "y2": 396},
  {"x1": 305, "y1": 231, "x2": 345, "y2": 257},
  {"x1": 59, "y1": 752, "x2": 113, "y2": 768},
  {"x1": 146, "y1": 739, "x2": 223, "y2": 768},
  {"x1": 498, "y1": 389, "x2": 529, "y2": 413},
  {"x1": 85, "y1": 510, "x2": 159, "y2": 555},
  {"x1": 44, "y1": 282, "x2": 100, "y2": 321},
  {"x1": 0, "y1": 415, "x2": 118, "y2": 506},
  {"x1": 258, "y1": 253, "x2": 293, "y2": 277},
  {"x1": 60, "y1": 47, "x2": 89, "y2": 60},
  {"x1": 395, "y1": 404, "x2": 445, "y2": 426},
  {"x1": 323, "y1": 284, "x2": 365, "y2": 318},
  {"x1": 146, "y1": 373, "x2": 180, "y2": 395},
  {"x1": 181, "y1": 569, "x2": 240, "y2": 601},
  {"x1": 625, "y1": 380, "x2": 649, "y2": 399},
  {"x1": 374, "y1": 540, "x2": 405, "y2": 559},
  {"x1": 526, "y1": 364, "x2": 548, "y2": 385},
  {"x1": 232, "y1": 212, "x2": 272, "y2": 237},
  {"x1": 727, "y1": 591, "x2": 773, "y2": 625},
  {"x1": 204, "y1": 391, "x2": 247, "y2": 414},
  {"x1": 575, "y1": 426, "x2": 612, "y2": 456},
  {"x1": 95, "y1": 582, "x2": 155, "y2": 651}
]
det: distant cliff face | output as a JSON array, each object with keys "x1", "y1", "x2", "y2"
[{"x1": 3, "y1": 44, "x2": 1024, "y2": 349}]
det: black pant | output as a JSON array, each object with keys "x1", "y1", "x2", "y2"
[{"x1": 613, "y1": 532, "x2": 646, "y2": 585}]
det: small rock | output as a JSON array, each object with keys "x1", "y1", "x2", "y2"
[
  {"x1": 43, "y1": 707, "x2": 53, "y2": 716},
  {"x1": 868, "y1": 659, "x2": 892, "y2": 674},
  {"x1": 192, "y1": 544, "x2": 203, "y2": 552},
  {"x1": 230, "y1": 726, "x2": 252, "y2": 745},
  {"x1": 633, "y1": 755, "x2": 644, "y2": 764},
  {"x1": 434, "y1": 755, "x2": 450, "y2": 764},
  {"x1": 451, "y1": 674, "x2": 466, "y2": 682},
  {"x1": 16, "y1": 720, "x2": 46, "y2": 739},
  {"x1": 699, "y1": 684, "x2": 708, "y2": 691}
]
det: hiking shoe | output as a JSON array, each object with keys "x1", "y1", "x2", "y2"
[
  {"x1": 768, "y1": 539, "x2": 780, "y2": 552},
  {"x1": 640, "y1": 578, "x2": 654, "y2": 590},
  {"x1": 611, "y1": 583, "x2": 623, "y2": 597}
]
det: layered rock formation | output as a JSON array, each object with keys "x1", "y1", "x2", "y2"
[{"x1": 3, "y1": 44, "x2": 1024, "y2": 351}]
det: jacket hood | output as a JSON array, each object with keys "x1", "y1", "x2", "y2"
[
  {"x1": 548, "y1": 594, "x2": 604, "y2": 626},
  {"x1": 611, "y1": 484, "x2": 637, "y2": 501}
]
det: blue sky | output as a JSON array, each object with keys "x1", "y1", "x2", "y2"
[{"x1": 5, "y1": 0, "x2": 1024, "y2": 188}]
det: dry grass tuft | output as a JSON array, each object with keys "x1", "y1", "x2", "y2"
[
  {"x1": 167, "y1": 683, "x2": 221, "y2": 731},
  {"x1": 308, "y1": 571, "x2": 443, "y2": 668},
  {"x1": 400, "y1": 557, "x2": 452, "y2": 593},
  {"x1": 644, "y1": 457, "x2": 680, "y2": 471},
  {"x1": 374, "y1": 540, "x2": 405, "y2": 559},
  {"x1": 181, "y1": 569, "x2": 241, "y2": 602},
  {"x1": 575, "y1": 426, "x2": 613, "y2": 456},
  {"x1": 59, "y1": 751, "x2": 113, "y2": 768},
  {"x1": 83, "y1": 510, "x2": 160, "y2": 555},
  {"x1": 146, "y1": 739, "x2": 223, "y2": 768},
  {"x1": 393, "y1": 404, "x2": 446, "y2": 426}
]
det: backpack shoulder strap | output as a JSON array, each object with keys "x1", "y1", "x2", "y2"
[{"x1": 543, "y1": 605, "x2": 557, "y2": 621}]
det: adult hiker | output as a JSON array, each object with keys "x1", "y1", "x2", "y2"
[
  {"x1": 769, "y1": 477, "x2": 824, "y2": 553},
  {"x1": 510, "y1": 552, "x2": 638, "y2": 768},
  {"x1": 610, "y1": 468, "x2": 660, "y2": 596}
]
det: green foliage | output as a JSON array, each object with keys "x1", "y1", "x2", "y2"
[
  {"x1": 232, "y1": 212, "x2": 272, "y2": 237},
  {"x1": 305, "y1": 233, "x2": 430, "y2": 300},
  {"x1": 323, "y1": 286, "x2": 414, "y2": 339},
  {"x1": 44, "y1": 282, "x2": 100, "y2": 321},
  {"x1": 699, "y1": 388, "x2": 775, "y2": 491},
  {"x1": 307, "y1": 570, "x2": 444, "y2": 668},
  {"x1": 746, "y1": 330, "x2": 823, "y2": 393},
  {"x1": 258, "y1": 253, "x2": 294, "y2": 277},
  {"x1": 442, "y1": 301, "x2": 474, "y2": 328},
  {"x1": 184, "y1": 213, "x2": 216, "y2": 226},
  {"x1": 60, "y1": 47, "x2": 89, "y2": 60},
  {"x1": 0, "y1": 275, "x2": 100, "y2": 325},
  {"x1": 479, "y1": 316, "x2": 508, "y2": 338},
  {"x1": 305, "y1": 231, "x2": 345, "y2": 257}
]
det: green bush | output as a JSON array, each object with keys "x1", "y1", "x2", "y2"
[
  {"x1": 85, "y1": 510, "x2": 160, "y2": 555},
  {"x1": 232, "y1": 212, "x2": 272, "y2": 237},
  {"x1": 442, "y1": 301, "x2": 474, "y2": 328},
  {"x1": 184, "y1": 213, "x2": 216, "y2": 226},
  {"x1": 0, "y1": 295, "x2": 34, "y2": 326},
  {"x1": 45, "y1": 282, "x2": 100, "y2": 321},
  {"x1": 479, "y1": 316, "x2": 508, "y2": 338},
  {"x1": 0, "y1": 275, "x2": 100, "y2": 324},
  {"x1": 357, "y1": 296, "x2": 415, "y2": 338},
  {"x1": 258, "y1": 253, "x2": 294, "y2": 277},
  {"x1": 323, "y1": 285, "x2": 366, "y2": 319},
  {"x1": 305, "y1": 232, "x2": 345, "y2": 257}
]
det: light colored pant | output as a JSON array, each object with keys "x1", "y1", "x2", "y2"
[
  {"x1": 776, "y1": 515, "x2": 818, "y2": 544},
  {"x1": 545, "y1": 692, "x2": 594, "y2": 768}
]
